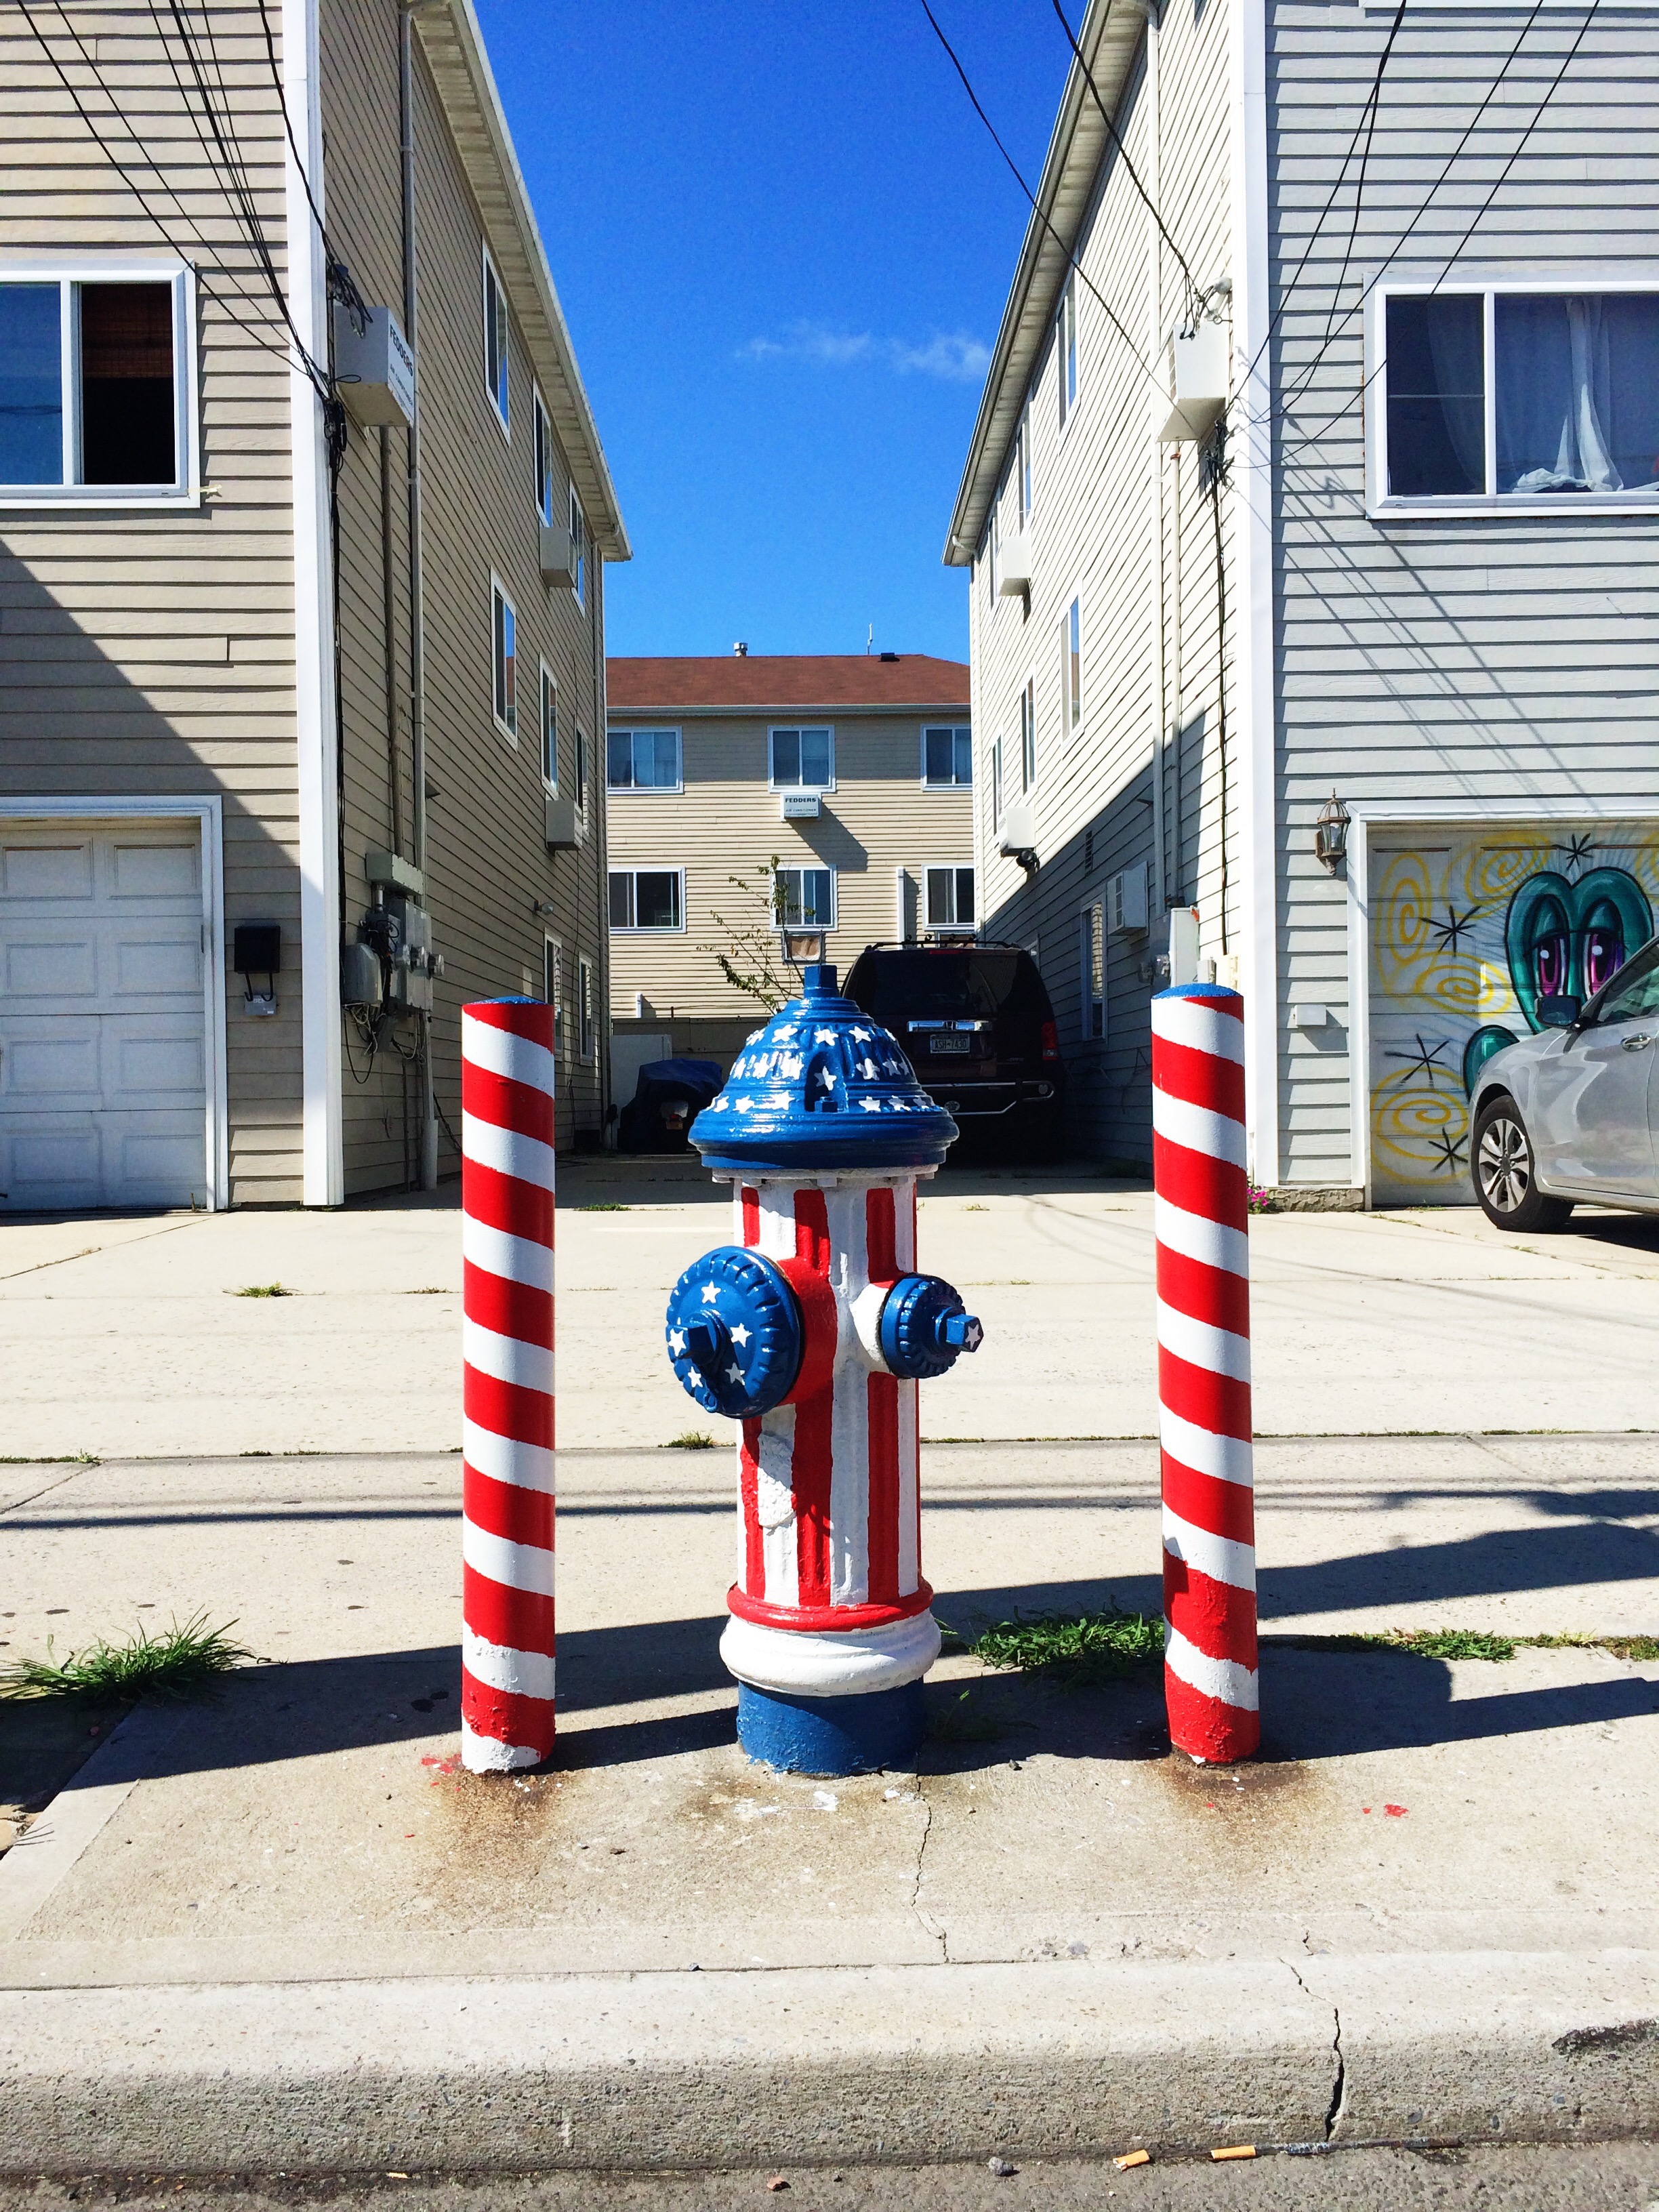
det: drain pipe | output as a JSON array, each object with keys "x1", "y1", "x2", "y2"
[{"x1": 401, "y1": 1, "x2": 437, "y2": 1189}]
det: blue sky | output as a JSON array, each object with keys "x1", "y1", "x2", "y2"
[{"x1": 473, "y1": 3, "x2": 1073, "y2": 664}]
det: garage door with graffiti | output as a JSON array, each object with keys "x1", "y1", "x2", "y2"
[{"x1": 1368, "y1": 822, "x2": 1659, "y2": 1206}]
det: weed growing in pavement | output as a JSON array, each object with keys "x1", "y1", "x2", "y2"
[
  {"x1": 665, "y1": 1432, "x2": 716, "y2": 1450},
  {"x1": 234, "y1": 1282, "x2": 291, "y2": 1298},
  {"x1": 971, "y1": 1607, "x2": 1164, "y2": 1689},
  {"x1": 1271, "y1": 1629, "x2": 1659, "y2": 1663},
  {"x1": 1, "y1": 1613, "x2": 252, "y2": 1701},
  {"x1": 0, "y1": 1452, "x2": 98, "y2": 1465},
  {"x1": 1525, "y1": 1632, "x2": 1659, "y2": 1662},
  {"x1": 929, "y1": 1688, "x2": 1005, "y2": 1742},
  {"x1": 577, "y1": 1203, "x2": 630, "y2": 1212}
]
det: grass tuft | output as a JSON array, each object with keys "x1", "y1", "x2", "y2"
[
  {"x1": 928, "y1": 1688, "x2": 1004, "y2": 1743},
  {"x1": 234, "y1": 1282, "x2": 291, "y2": 1298},
  {"x1": 577, "y1": 1202, "x2": 630, "y2": 1212},
  {"x1": 665, "y1": 1431, "x2": 716, "y2": 1450},
  {"x1": 1, "y1": 1613, "x2": 253, "y2": 1702},
  {"x1": 972, "y1": 1607, "x2": 1164, "y2": 1689}
]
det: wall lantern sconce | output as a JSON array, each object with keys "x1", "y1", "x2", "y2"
[{"x1": 1313, "y1": 790, "x2": 1351, "y2": 874}]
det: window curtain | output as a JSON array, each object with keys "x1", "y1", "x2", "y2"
[
  {"x1": 1425, "y1": 301, "x2": 1486, "y2": 490},
  {"x1": 1496, "y1": 295, "x2": 1659, "y2": 495}
]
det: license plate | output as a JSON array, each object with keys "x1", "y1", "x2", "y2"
[{"x1": 928, "y1": 1034, "x2": 972, "y2": 1055}]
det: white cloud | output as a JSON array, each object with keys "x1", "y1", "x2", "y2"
[{"x1": 738, "y1": 321, "x2": 989, "y2": 383}]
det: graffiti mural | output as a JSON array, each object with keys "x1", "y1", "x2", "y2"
[{"x1": 1368, "y1": 825, "x2": 1659, "y2": 1204}]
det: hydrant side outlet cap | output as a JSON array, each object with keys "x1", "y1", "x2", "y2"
[
  {"x1": 665, "y1": 1247, "x2": 804, "y2": 1420},
  {"x1": 689, "y1": 964, "x2": 958, "y2": 1174},
  {"x1": 878, "y1": 1273, "x2": 984, "y2": 1380}
]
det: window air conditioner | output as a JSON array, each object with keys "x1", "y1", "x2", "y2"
[
  {"x1": 997, "y1": 798, "x2": 1037, "y2": 857},
  {"x1": 545, "y1": 794, "x2": 579, "y2": 849},
  {"x1": 996, "y1": 532, "x2": 1031, "y2": 596},
  {"x1": 1157, "y1": 323, "x2": 1229, "y2": 444},
  {"x1": 781, "y1": 792, "x2": 821, "y2": 821},
  {"x1": 1108, "y1": 863, "x2": 1149, "y2": 935},
  {"x1": 539, "y1": 525, "x2": 577, "y2": 588},
  {"x1": 332, "y1": 304, "x2": 415, "y2": 427}
]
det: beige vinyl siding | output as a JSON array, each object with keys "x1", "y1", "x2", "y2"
[
  {"x1": 969, "y1": 0, "x2": 1233, "y2": 1164},
  {"x1": 1267, "y1": 3, "x2": 1659, "y2": 1186},
  {"x1": 605, "y1": 711, "x2": 973, "y2": 1024},
  {"x1": 0, "y1": 1, "x2": 304, "y2": 1204}
]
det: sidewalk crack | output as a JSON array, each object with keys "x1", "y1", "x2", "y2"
[
  {"x1": 909, "y1": 1780, "x2": 946, "y2": 1961},
  {"x1": 1286, "y1": 1959, "x2": 1345, "y2": 2140}
]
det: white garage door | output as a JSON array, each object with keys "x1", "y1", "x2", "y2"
[{"x1": 0, "y1": 821, "x2": 207, "y2": 1212}]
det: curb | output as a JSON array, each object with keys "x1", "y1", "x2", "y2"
[{"x1": 1, "y1": 1950, "x2": 1655, "y2": 2173}]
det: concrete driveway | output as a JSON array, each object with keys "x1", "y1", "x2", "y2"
[{"x1": 5, "y1": 1164, "x2": 1659, "y2": 1456}]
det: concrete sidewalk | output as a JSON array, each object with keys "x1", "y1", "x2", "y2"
[
  {"x1": 8, "y1": 1165, "x2": 1659, "y2": 1456},
  {"x1": 1, "y1": 1438, "x2": 1656, "y2": 2169}
]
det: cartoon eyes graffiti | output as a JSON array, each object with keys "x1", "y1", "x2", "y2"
[
  {"x1": 1526, "y1": 899, "x2": 1571, "y2": 999},
  {"x1": 1582, "y1": 905, "x2": 1627, "y2": 997}
]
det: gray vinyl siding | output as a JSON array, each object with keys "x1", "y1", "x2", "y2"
[
  {"x1": 1267, "y1": 2, "x2": 1659, "y2": 1185},
  {"x1": 970, "y1": 0, "x2": 1233, "y2": 1165},
  {"x1": 0, "y1": 0, "x2": 304, "y2": 1205}
]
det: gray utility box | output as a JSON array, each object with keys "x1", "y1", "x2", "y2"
[
  {"x1": 333, "y1": 304, "x2": 415, "y2": 428},
  {"x1": 539, "y1": 525, "x2": 577, "y2": 588},
  {"x1": 544, "y1": 794, "x2": 580, "y2": 850}
]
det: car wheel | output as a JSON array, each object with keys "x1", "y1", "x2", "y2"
[{"x1": 1471, "y1": 1096, "x2": 1574, "y2": 1232}]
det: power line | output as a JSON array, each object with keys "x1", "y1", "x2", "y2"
[
  {"x1": 1049, "y1": 0, "x2": 1202, "y2": 321},
  {"x1": 253, "y1": 0, "x2": 367, "y2": 327}
]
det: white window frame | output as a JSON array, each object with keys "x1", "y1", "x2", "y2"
[
  {"x1": 0, "y1": 260, "x2": 199, "y2": 508},
  {"x1": 921, "y1": 723, "x2": 973, "y2": 788},
  {"x1": 543, "y1": 933, "x2": 566, "y2": 1059},
  {"x1": 482, "y1": 244, "x2": 510, "y2": 436},
  {"x1": 1019, "y1": 675, "x2": 1037, "y2": 792},
  {"x1": 769, "y1": 724, "x2": 836, "y2": 793},
  {"x1": 575, "y1": 726, "x2": 590, "y2": 822},
  {"x1": 1016, "y1": 407, "x2": 1033, "y2": 529},
  {"x1": 607, "y1": 726, "x2": 684, "y2": 794},
  {"x1": 1080, "y1": 902, "x2": 1106, "y2": 1042},
  {"x1": 1057, "y1": 272, "x2": 1079, "y2": 434},
  {"x1": 533, "y1": 384, "x2": 555, "y2": 526},
  {"x1": 569, "y1": 484, "x2": 586, "y2": 607},
  {"x1": 1061, "y1": 597, "x2": 1082, "y2": 741},
  {"x1": 490, "y1": 573, "x2": 517, "y2": 741},
  {"x1": 991, "y1": 737, "x2": 1004, "y2": 831},
  {"x1": 1367, "y1": 274, "x2": 1659, "y2": 518},
  {"x1": 577, "y1": 954, "x2": 596, "y2": 1061},
  {"x1": 924, "y1": 863, "x2": 976, "y2": 935},
  {"x1": 774, "y1": 863, "x2": 837, "y2": 932},
  {"x1": 539, "y1": 661, "x2": 558, "y2": 792},
  {"x1": 609, "y1": 865, "x2": 686, "y2": 934}
]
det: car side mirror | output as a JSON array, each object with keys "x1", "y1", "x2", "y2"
[{"x1": 1538, "y1": 994, "x2": 1582, "y2": 1028}]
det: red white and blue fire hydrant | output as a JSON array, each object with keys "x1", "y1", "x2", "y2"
[{"x1": 663, "y1": 964, "x2": 983, "y2": 1775}]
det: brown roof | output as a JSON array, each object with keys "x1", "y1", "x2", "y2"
[{"x1": 606, "y1": 654, "x2": 970, "y2": 714}]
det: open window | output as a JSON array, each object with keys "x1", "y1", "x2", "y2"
[{"x1": 0, "y1": 270, "x2": 192, "y2": 501}]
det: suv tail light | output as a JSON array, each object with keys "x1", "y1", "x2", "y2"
[{"x1": 1040, "y1": 1019, "x2": 1059, "y2": 1062}]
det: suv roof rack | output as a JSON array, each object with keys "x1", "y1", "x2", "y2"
[{"x1": 856, "y1": 938, "x2": 1029, "y2": 954}]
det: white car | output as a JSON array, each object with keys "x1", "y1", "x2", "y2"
[{"x1": 1469, "y1": 936, "x2": 1659, "y2": 1230}]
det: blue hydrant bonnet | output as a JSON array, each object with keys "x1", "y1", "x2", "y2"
[{"x1": 689, "y1": 964, "x2": 958, "y2": 1175}]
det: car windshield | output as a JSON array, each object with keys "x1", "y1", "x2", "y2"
[{"x1": 852, "y1": 951, "x2": 1044, "y2": 1022}]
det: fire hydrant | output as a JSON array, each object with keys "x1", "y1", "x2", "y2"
[{"x1": 663, "y1": 964, "x2": 983, "y2": 1775}]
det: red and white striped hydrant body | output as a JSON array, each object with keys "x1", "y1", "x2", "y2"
[
  {"x1": 1151, "y1": 983, "x2": 1260, "y2": 1763},
  {"x1": 459, "y1": 998, "x2": 556, "y2": 1772}
]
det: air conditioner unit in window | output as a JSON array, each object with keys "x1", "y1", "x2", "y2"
[
  {"x1": 332, "y1": 304, "x2": 415, "y2": 427},
  {"x1": 997, "y1": 797, "x2": 1037, "y2": 859},
  {"x1": 544, "y1": 794, "x2": 579, "y2": 849},
  {"x1": 1108, "y1": 863, "x2": 1149, "y2": 935},
  {"x1": 996, "y1": 533, "x2": 1031, "y2": 596},
  {"x1": 1157, "y1": 323, "x2": 1229, "y2": 443},
  {"x1": 539, "y1": 525, "x2": 577, "y2": 588},
  {"x1": 781, "y1": 792, "x2": 821, "y2": 821}
]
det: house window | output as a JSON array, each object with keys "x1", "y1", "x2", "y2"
[
  {"x1": 533, "y1": 389, "x2": 554, "y2": 525},
  {"x1": 575, "y1": 728, "x2": 589, "y2": 817},
  {"x1": 483, "y1": 249, "x2": 509, "y2": 430},
  {"x1": 1020, "y1": 678, "x2": 1036, "y2": 792},
  {"x1": 1061, "y1": 598, "x2": 1082, "y2": 736},
  {"x1": 609, "y1": 867, "x2": 684, "y2": 931},
  {"x1": 540, "y1": 665, "x2": 557, "y2": 790},
  {"x1": 926, "y1": 866, "x2": 975, "y2": 933},
  {"x1": 607, "y1": 727, "x2": 682, "y2": 791},
  {"x1": 569, "y1": 486, "x2": 586, "y2": 605},
  {"x1": 1080, "y1": 904, "x2": 1105, "y2": 1040},
  {"x1": 1057, "y1": 273, "x2": 1078, "y2": 430},
  {"x1": 922, "y1": 724, "x2": 973, "y2": 787},
  {"x1": 1380, "y1": 287, "x2": 1659, "y2": 503},
  {"x1": 987, "y1": 508, "x2": 999, "y2": 599},
  {"x1": 769, "y1": 726, "x2": 834, "y2": 790},
  {"x1": 991, "y1": 739, "x2": 1003, "y2": 831},
  {"x1": 0, "y1": 272, "x2": 190, "y2": 499},
  {"x1": 775, "y1": 865, "x2": 834, "y2": 929},
  {"x1": 1016, "y1": 409, "x2": 1033, "y2": 529},
  {"x1": 490, "y1": 577, "x2": 516, "y2": 737},
  {"x1": 578, "y1": 956, "x2": 595, "y2": 1060},
  {"x1": 543, "y1": 936, "x2": 565, "y2": 1057}
]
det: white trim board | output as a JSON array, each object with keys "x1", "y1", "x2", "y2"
[
  {"x1": 1344, "y1": 799, "x2": 1659, "y2": 1208},
  {"x1": 0, "y1": 794, "x2": 228, "y2": 1211}
]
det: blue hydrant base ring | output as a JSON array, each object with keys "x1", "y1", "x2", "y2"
[{"x1": 735, "y1": 1679, "x2": 926, "y2": 1776}]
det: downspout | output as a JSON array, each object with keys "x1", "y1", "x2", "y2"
[
  {"x1": 1144, "y1": 0, "x2": 1168, "y2": 922},
  {"x1": 401, "y1": 1, "x2": 437, "y2": 1189}
]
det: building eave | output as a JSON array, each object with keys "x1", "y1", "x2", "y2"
[
  {"x1": 605, "y1": 699, "x2": 975, "y2": 720},
  {"x1": 414, "y1": 0, "x2": 631, "y2": 561},
  {"x1": 941, "y1": 0, "x2": 1142, "y2": 567}
]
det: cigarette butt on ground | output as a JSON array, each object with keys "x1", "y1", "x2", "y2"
[
  {"x1": 1211, "y1": 2145, "x2": 1257, "y2": 2161},
  {"x1": 1113, "y1": 2149, "x2": 1151, "y2": 2170}
]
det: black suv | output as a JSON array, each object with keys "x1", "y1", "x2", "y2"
[{"x1": 842, "y1": 941, "x2": 1064, "y2": 1160}]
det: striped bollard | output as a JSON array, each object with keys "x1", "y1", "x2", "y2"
[
  {"x1": 1151, "y1": 983, "x2": 1259, "y2": 1764},
  {"x1": 460, "y1": 998, "x2": 556, "y2": 1772}
]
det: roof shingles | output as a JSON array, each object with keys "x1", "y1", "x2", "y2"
[{"x1": 606, "y1": 654, "x2": 969, "y2": 714}]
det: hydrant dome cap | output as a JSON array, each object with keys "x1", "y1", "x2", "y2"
[{"x1": 690, "y1": 964, "x2": 958, "y2": 1173}]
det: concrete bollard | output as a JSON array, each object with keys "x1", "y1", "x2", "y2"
[
  {"x1": 1151, "y1": 983, "x2": 1260, "y2": 1764},
  {"x1": 459, "y1": 998, "x2": 556, "y2": 1773},
  {"x1": 663, "y1": 964, "x2": 983, "y2": 1776}
]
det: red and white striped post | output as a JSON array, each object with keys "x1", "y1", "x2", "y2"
[
  {"x1": 1151, "y1": 983, "x2": 1259, "y2": 1764},
  {"x1": 459, "y1": 998, "x2": 556, "y2": 1772}
]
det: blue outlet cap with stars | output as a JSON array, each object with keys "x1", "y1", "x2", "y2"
[{"x1": 689, "y1": 964, "x2": 958, "y2": 1176}]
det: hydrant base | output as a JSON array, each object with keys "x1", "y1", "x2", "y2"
[{"x1": 736, "y1": 1679, "x2": 925, "y2": 1776}]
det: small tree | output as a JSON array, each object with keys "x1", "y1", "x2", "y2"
[{"x1": 699, "y1": 855, "x2": 795, "y2": 1013}]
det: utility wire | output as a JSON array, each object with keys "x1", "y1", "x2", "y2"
[
  {"x1": 1049, "y1": 0, "x2": 1202, "y2": 321},
  {"x1": 252, "y1": 0, "x2": 370, "y2": 329}
]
